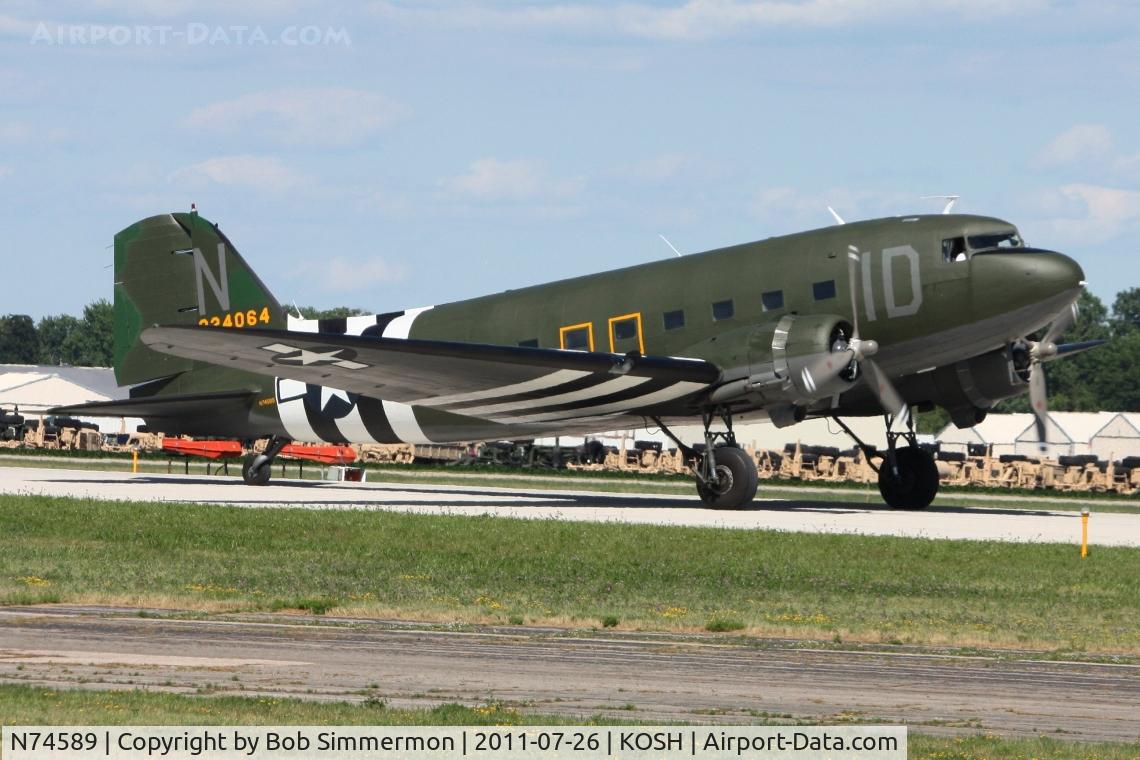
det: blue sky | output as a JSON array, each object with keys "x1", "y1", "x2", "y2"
[{"x1": 2, "y1": 1, "x2": 1138, "y2": 320}]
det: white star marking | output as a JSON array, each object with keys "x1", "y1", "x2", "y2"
[{"x1": 260, "y1": 343, "x2": 368, "y2": 370}]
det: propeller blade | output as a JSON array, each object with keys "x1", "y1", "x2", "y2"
[
  {"x1": 799, "y1": 348, "x2": 855, "y2": 394},
  {"x1": 846, "y1": 245, "x2": 862, "y2": 340},
  {"x1": 863, "y1": 358, "x2": 909, "y2": 427},
  {"x1": 1055, "y1": 339, "x2": 1107, "y2": 358},
  {"x1": 1029, "y1": 364, "x2": 1049, "y2": 452},
  {"x1": 1042, "y1": 301, "x2": 1077, "y2": 346}
]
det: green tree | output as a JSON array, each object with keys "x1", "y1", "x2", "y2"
[
  {"x1": 1110, "y1": 287, "x2": 1140, "y2": 337},
  {"x1": 36, "y1": 314, "x2": 82, "y2": 365},
  {"x1": 0, "y1": 315, "x2": 39, "y2": 364},
  {"x1": 59, "y1": 300, "x2": 114, "y2": 367},
  {"x1": 296, "y1": 305, "x2": 371, "y2": 319}
]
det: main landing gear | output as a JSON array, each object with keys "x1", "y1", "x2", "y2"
[
  {"x1": 833, "y1": 411, "x2": 938, "y2": 510},
  {"x1": 653, "y1": 409, "x2": 758, "y2": 510},
  {"x1": 241, "y1": 435, "x2": 290, "y2": 486}
]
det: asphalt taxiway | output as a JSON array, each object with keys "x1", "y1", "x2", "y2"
[
  {"x1": 1, "y1": 606, "x2": 1137, "y2": 741},
  {"x1": 1, "y1": 465, "x2": 1138, "y2": 546}
]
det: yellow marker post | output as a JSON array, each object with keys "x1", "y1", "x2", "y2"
[
  {"x1": 1080, "y1": 508, "x2": 1089, "y2": 559},
  {"x1": 132, "y1": 449, "x2": 139, "y2": 474}
]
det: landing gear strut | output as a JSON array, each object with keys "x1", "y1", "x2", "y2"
[
  {"x1": 242, "y1": 435, "x2": 290, "y2": 486},
  {"x1": 833, "y1": 410, "x2": 938, "y2": 509},
  {"x1": 652, "y1": 409, "x2": 758, "y2": 510}
]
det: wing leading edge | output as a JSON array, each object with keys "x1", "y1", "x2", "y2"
[{"x1": 141, "y1": 326, "x2": 721, "y2": 425}]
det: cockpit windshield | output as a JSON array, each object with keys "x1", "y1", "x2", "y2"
[{"x1": 968, "y1": 231, "x2": 1023, "y2": 250}]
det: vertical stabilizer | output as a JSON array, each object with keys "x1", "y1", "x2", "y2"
[{"x1": 113, "y1": 210, "x2": 285, "y2": 387}]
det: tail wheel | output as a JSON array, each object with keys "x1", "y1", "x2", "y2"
[
  {"x1": 241, "y1": 453, "x2": 271, "y2": 486},
  {"x1": 878, "y1": 446, "x2": 938, "y2": 509},
  {"x1": 697, "y1": 445, "x2": 758, "y2": 510}
]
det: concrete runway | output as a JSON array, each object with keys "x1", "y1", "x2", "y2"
[
  {"x1": 2, "y1": 465, "x2": 1139, "y2": 546},
  {"x1": 1, "y1": 607, "x2": 1137, "y2": 741}
]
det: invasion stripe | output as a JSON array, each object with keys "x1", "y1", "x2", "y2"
[
  {"x1": 409, "y1": 369, "x2": 590, "y2": 407},
  {"x1": 435, "y1": 372, "x2": 611, "y2": 412},
  {"x1": 454, "y1": 375, "x2": 652, "y2": 416},
  {"x1": 302, "y1": 390, "x2": 350, "y2": 445},
  {"x1": 479, "y1": 377, "x2": 674, "y2": 422},
  {"x1": 329, "y1": 404, "x2": 379, "y2": 445},
  {"x1": 356, "y1": 395, "x2": 402, "y2": 444},
  {"x1": 275, "y1": 378, "x2": 324, "y2": 443},
  {"x1": 492, "y1": 381, "x2": 707, "y2": 424},
  {"x1": 384, "y1": 400, "x2": 434, "y2": 444}
]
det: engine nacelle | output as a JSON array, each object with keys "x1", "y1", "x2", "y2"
[
  {"x1": 910, "y1": 344, "x2": 1030, "y2": 428},
  {"x1": 696, "y1": 314, "x2": 857, "y2": 417}
]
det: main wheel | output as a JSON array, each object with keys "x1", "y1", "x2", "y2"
[
  {"x1": 878, "y1": 446, "x2": 938, "y2": 509},
  {"x1": 696, "y1": 445, "x2": 759, "y2": 510},
  {"x1": 241, "y1": 453, "x2": 272, "y2": 486}
]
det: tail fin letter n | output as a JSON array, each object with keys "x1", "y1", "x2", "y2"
[{"x1": 194, "y1": 243, "x2": 230, "y2": 315}]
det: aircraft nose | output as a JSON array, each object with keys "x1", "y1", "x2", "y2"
[{"x1": 1028, "y1": 251, "x2": 1085, "y2": 292}]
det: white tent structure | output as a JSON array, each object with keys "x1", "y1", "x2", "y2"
[
  {"x1": 939, "y1": 411, "x2": 1140, "y2": 460},
  {"x1": 936, "y1": 414, "x2": 1034, "y2": 457},
  {"x1": 1089, "y1": 413, "x2": 1140, "y2": 461},
  {"x1": 0, "y1": 364, "x2": 139, "y2": 432},
  {"x1": 1012, "y1": 412, "x2": 1117, "y2": 458}
]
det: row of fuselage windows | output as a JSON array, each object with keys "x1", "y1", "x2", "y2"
[{"x1": 517, "y1": 279, "x2": 838, "y2": 348}]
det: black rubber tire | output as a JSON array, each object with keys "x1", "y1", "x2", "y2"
[
  {"x1": 696, "y1": 446, "x2": 759, "y2": 510},
  {"x1": 878, "y1": 446, "x2": 939, "y2": 509},
  {"x1": 241, "y1": 454, "x2": 271, "y2": 486}
]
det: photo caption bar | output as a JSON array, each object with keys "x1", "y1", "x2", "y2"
[{"x1": 4, "y1": 725, "x2": 905, "y2": 759}]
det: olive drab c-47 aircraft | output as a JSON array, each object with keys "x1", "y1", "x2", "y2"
[{"x1": 52, "y1": 208, "x2": 1102, "y2": 510}]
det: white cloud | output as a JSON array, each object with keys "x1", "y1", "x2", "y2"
[
  {"x1": 615, "y1": 153, "x2": 713, "y2": 183},
  {"x1": 440, "y1": 158, "x2": 584, "y2": 202},
  {"x1": 1034, "y1": 124, "x2": 1114, "y2": 168},
  {"x1": 371, "y1": 0, "x2": 1046, "y2": 40},
  {"x1": 169, "y1": 155, "x2": 301, "y2": 192},
  {"x1": 0, "y1": 165, "x2": 11, "y2": 179},
  {"x1": 316, "y1": 256, "x2": 407, "y2": 292},
  {"x1": 750, "y1": 186, "x2": 918, "y2": 229},
  {"x1": 1045, "y1": 184, "x2": 1140, "y2": 243},
  {"x1": 186, "y1": 88, "x2": 406, "y2": 147}
]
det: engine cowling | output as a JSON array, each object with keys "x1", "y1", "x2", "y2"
[
  {"x1": 902, "y1": 344, "x2": 1029, "y2": 428},
  {"x1": 693, "y1": 314, "x2": 858, "y2": 414}
]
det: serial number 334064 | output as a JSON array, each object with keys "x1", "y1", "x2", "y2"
[{"x1": 198, "y1": 307, "x2": 272, "y2": 328}]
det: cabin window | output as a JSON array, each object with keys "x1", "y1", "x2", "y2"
[
  {"x1": 761, "y1": 290, "x2": 784, "y2": 311},
  {"x1": 518, "y1": 338, "x2": 538, "y2": 348},
  {"x1": 943, "y1": 236, "x2": 967, "y2": 262},
  {"x1": 612, "y1": 317, "x2": 638, "y2": 341},
  {"x1": 711, "y1": 299, "x2": 734, "y2": 321},
  {"x1": 559, "y1": 323, "x2": 594, "y2": 351},
  {"x1": 812, "y1": 280, "x2": 836, "y2": 301},
  {"x1": 608, "y1": 313, "x2": 645, "y2": 353},
  {"x1": 663, "y1": 309, "x2": 685, "y2": 330}
]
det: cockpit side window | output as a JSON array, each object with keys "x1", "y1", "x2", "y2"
[
  {"x1": 942, "y1": 236, "x2": 967, "y2": 263},
  {"x1": 968, "y1": 231, "x2": 1023, "y2": 250}
]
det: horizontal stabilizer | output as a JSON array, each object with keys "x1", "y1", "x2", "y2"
[{"x1": 49, "y1": 390, "x2": 256, "y2": 419}]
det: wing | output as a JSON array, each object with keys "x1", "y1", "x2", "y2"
[{"x1": 142, "y1": 326, "x2": 720, "y2": 424}]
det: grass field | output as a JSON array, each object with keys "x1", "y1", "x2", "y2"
[
  {"x1": 1, "y1": 493, "x2": 1136, "y2": 652},
  {"x1": 0, "y1": 685, "x2": 1135, "y2": 760}
]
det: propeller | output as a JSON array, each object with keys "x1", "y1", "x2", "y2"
[
  {"x1": 1019, "y1": 301, "x2": 1106, "y2": 452},
  {"x1": 844, "y1": 246, "x2": 910, "y2": 427},
  {"x1": 799, "y1": 246, "x2": 909, "y2": 426}
]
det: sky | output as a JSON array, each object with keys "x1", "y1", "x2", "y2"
[{"x1": 1, "y1": 0, "x2": 1139, "y2": 320}]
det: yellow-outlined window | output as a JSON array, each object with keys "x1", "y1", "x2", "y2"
[
  {"x1": 559, "y1": 322, "x2": 595, "y2": 351},
  {"x1": 607, "y1": 312, "x2": 645, "y2": 354}
]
